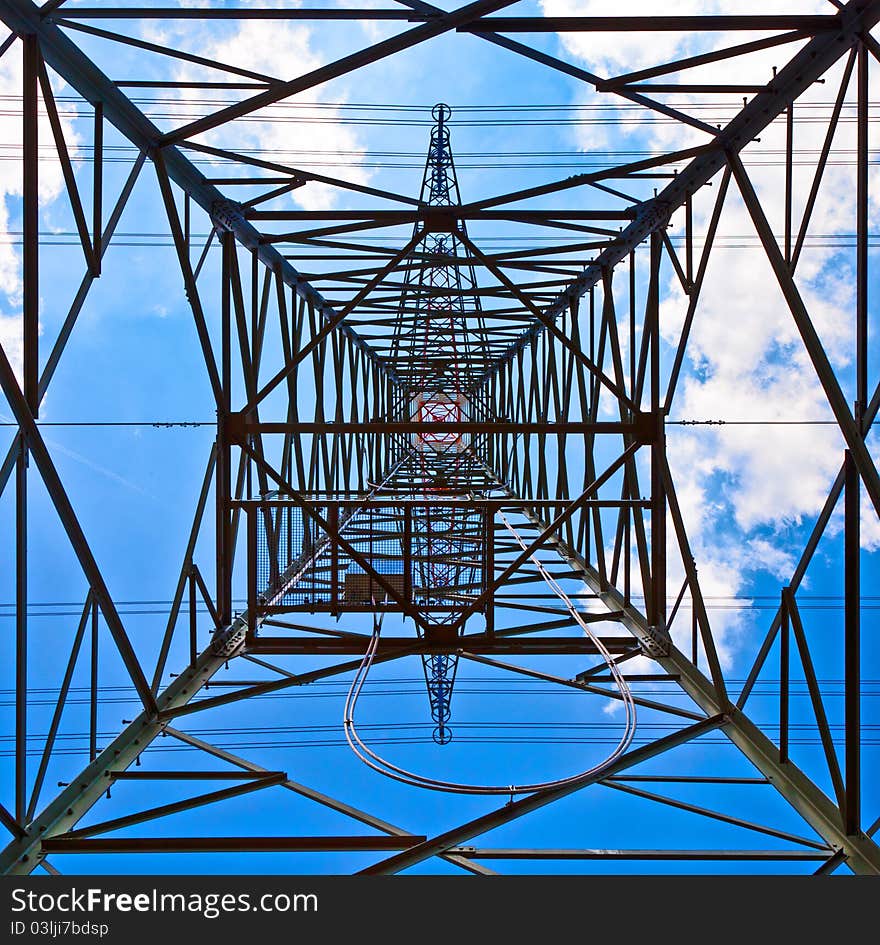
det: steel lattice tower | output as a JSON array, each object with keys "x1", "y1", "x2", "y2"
[
  {"x1": 386, "y1": 102, "x2": 490, "y2": 743},
  {"x1": 0, "y1": 0, "x2": 879, "y2": 876}
]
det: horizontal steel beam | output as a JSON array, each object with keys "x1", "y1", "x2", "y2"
[
  {"x1": 250, "y1": 208, "x2": 635, "y2": 221},
  {"x1": 42, "y1": 836, "x2": 426, "y2": 854},
  {"x1": 460, "y1": 15, "x2": 839, "y2": 31},
  {"x1": 54, "y1": 7, "x2": 429, "y2": 20},
  {"x1": 234, "y1": 498, "x2": 650, "y2": 509},
  {"x1": 110, "y1": 770, "x2": 283, "y2": 781},
  {"x1": 231, "y1": 417, "x2": 653, "y2": 438},
  {"x1": 247, "y1": 635, "x2": 636, "y2": 655},
  {"x1": 452, "y1": 848, "x2": 828, "y2": 860}
]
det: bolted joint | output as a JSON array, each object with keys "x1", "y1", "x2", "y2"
[
  {"x1": 210, "y1": 619, "x2": 248, "y2": 659},
  {"x1": 421, "y1": 208, "x2": 457, "y2": 232},
  {"x1": 640, "y1": 624, "x2": 671, "y2": 659},
  {"x1": 210, "y1": 198, "x2": 246, "y2": 233},
  {"x1": 223, "y1": 410, "x2": 248, "y2": 444},
  {"x1": 634, "y1": 411, "x2": 662, "y2": 444}
]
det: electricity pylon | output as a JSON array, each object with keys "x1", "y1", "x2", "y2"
[{"x1": 0, "y1": 0, "x2": 879, "y2": 876}]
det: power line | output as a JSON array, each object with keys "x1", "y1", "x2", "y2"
[
  {"x1": 6, "y1": 735, "x2": 880, "y2": 758},
  {"x1": 0, "y1": 420, "x2": 213, "y2": 427},
  {"x1": 669, "y1": 419, "x2": 840, "y2": 425}
]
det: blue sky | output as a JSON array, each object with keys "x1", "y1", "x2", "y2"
[{"x1": 0, "y1": 0, "x2": 878, "y2": 874}]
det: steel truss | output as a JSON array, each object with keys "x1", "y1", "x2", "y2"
[{"x1": 0, "y1": 0, "x2": 879, "y2": 875}]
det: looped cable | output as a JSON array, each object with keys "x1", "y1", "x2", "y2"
[{"x1": 342, "y1": 511, "x2": 637, "y2": 794}]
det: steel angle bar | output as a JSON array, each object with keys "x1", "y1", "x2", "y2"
[
  {"x1": 815, "y1": 849, "x2": 849, "y2": 874},
  {"x1": 56, "y1": 18, "x2": 280, "y2": 84},
  {"x1": 158, "y1": 650, "x2": 415, "y2": 722},
  {"x1": 248, "y1": 209, "x2": 636, "y2": 222},
  {"x1": 58, "y1": 774, "x2": 288, "y2": 839},
  {"x1": 737, "y1": 462, "x2": 846, "y2": 708},
  {"x1": 660, "y1": 457, "x2": 727, "y2": 701},
  {"x1": 38, "y1": 150, "x2": 147, "y2": 399},
  {"x1": 150, "y1": 445, "x2": 217, "y2": 693},
  {"x1": 154, "y1": 154, "x2": 223, "y2": 408},
  {"x1": 844, "y1": 451, "x2": 861, "y2": 835},
  {"x1": 461, "y1": 147, "x2": 707, "y2": 214},
  {"x1": 14, "y1": 430, "x2": 26, "y2": 825},
  {"x1": 792, "y1": 50, "x2": 857, "y2": 274},
  {"x1": 601, "y1": 780, "x2": 830, "y2": 850},
  {"x1": 52, "y1": 8, "x2": 428, "y2": 20},
  {"x1": 664, "y1": 167, "x2": 731, "y2": 411},
  {"x1": 467, "y1": 30, "x2": 720, "y2": 136},
  {"x1": 181, "y1": 140, "x2": 420, "y2": 207},
  {"x1": 36, "y1": 50, "x2": 97, "y2": 272},
  {"x1": 0, "y1": 804, "x2": 23, "y2": 841},
  {"x1": 26, "y1": 596, "x2": 93, "y2": 820},
  {"x1": 460, "y1": 15, "x2": 840, "y2": 31},
  {"x1": 109, "y1": 771, "x2": 284, "y2": 782},
  {"x1": 786, "y1": 591, "x2": 847, "y2": 812},
  {"x1": 600, "y1": 30, "x2": 811, "y2": 88},
  {"x1": 42, "y1": 836, "x2": 427, "y2": 854},
  {"x1": 248, "y1": 636, "x2": 635, "y2": 656},
  {"x1": 235, "y1": 420, "x2": 649, "y2": 436},
  {"x1": 22, "y1": 30, "x2": 37, "y2": 413},
  {"x1": 460, "y1": 652, "x2": 704, "y2": 721},
  {"x1": 453, "y1": 848, "x2": 828, "y2": 861}
]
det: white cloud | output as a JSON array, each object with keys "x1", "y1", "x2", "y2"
[
  {"x1": 541, "y1": 0, "x2": 723, "y2": 76},
  {"x1": 602, "y1": 697, "x2": 623, "y2": 716},
  {"x1": 545, "y1": 3, "x2": 880, "y2": 668},
  {"x1": 661, "y1": 87, "x2": 869, "y2": 534},
  {"x1": 742, "y1": 537, "x2": 797, "y2": 582},
  {"x1": 154, "y1": 17, "x2": 372, "y2": 211},
  {"x1": 0, "y1": 41, "x2": 81, "y2": 387},
  {"x1": 0, "y1": 311, "x2": 22, "y2": 382},
  {"x1": 541, "y1": 0, "x2": 831, "y2": 79}
]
